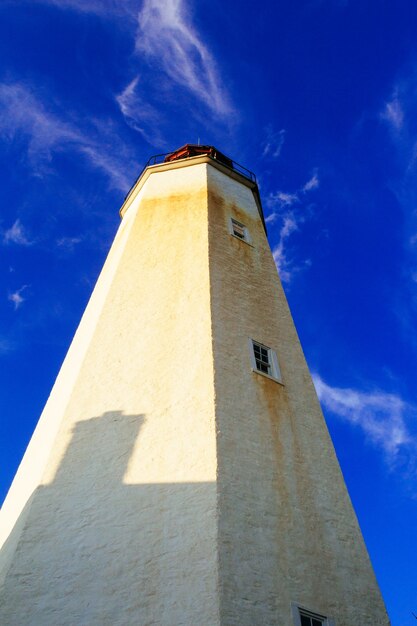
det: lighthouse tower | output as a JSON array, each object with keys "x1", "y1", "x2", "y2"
[{"x1": 0, "y1": 146, "x2": 389, "y2": 625}]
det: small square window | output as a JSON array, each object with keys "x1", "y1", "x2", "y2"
[
  {"x1": 300, "y1": 612, "x2": 324, "y2": 626},
  {"x1": 230, "y1": 218, "x2": 250, "y2": 243},
  {"x1": 291, "y1": 603, "x2": 334, "y2": 626},
  {"x1": 248, "y1": 339, "x2": 282, "y2": 383}
]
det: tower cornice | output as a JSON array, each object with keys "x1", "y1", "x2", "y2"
[{"x1": 119, "y1": 154, "x2": 267, "y2": 233}]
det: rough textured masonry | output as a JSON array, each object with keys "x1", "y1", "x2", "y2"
[{"x1": 0, "y1": 156, "x2": 390, "y2": 625}]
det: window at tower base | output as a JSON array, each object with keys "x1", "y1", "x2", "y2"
[
  {"x1": 249, "y1": 339, "x2": 282, "y2": 383},
  {"x1": 291, "y1": 603, "x2": 334, "y2": 626},
  {"x1": 230, "y1": 217, "x2": 250, "y2": 243},
  {"x1": 300, "y1": 611, "x2": 325, "y2": 626}
]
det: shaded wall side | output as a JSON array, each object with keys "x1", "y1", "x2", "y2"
[
  {"x1": 0, "y1": 164, "x2": 220, "y2": 626},
  {"x1": 207, "y1": 165, "x2": 389, "y2": 626}
]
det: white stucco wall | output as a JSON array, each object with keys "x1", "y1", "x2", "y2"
[
  {"x1": 0, "y1": 157, "x2": 389, "y2": 626},
  {"x1": 0, "y1": 162, "x2": 220, "y2": 626}
]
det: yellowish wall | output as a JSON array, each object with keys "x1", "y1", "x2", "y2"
[
  {"x1": 0, "y1": 157, "x2": 389, "y2": 626},
  {"x1": 0, "y1": 163, "x2": 220, "y2": 626}
]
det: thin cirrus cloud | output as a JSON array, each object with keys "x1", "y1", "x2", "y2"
[
  {"x1": 271, "y1": 214, "x2": 299, "y2": 284},
  {"x1": 313, "y1": 374, "x2": 416, "y2": 475},
  {"x1": 378, "y1": 74, "x2": 417, "y2": 319},
  {"x1": 56, "y1": 236, "x2": 82, "y2": 251},
  {"x1": 3, "y1": 220, "x2": 33, "y2": 246},
  {"x1": 8, "y1": 285, "x2": 28, "y2": 310},
  {"x1": 262, "y1": 128, "x2": 286, "y2": 159},
  {"x1": 14, "y1": 0, "x2": 235, "y2": 139},
  {"x1": 115, "y1": 77, "x2": 168, "y2": 148},
  {"x1": 302, "y1": 171, "x2": 320, "y2": 192},
  {"x1": 14, "y1": 0, "x2": 138, "y2": 18},
  {"x1": 0, "y1": 82, "x2": 134, "y2": 191},
  {"x1": 135, "y1": 0, "x2": 233, "y2": 119},
  {"x1": 266, "y1": 191, "x2": 299, "y2": 212},
  {"x1": 0, "y1": 338, "x2": 13, "y2": 354},
  {"x1": 380, "y1": 91, "x2": 404, "y2": 133},
  {"x1": 379, "y1": 80, "x2": 413, "y2": 159},
  {"x1": 266, "y1": 169, "x2": 320, "y2": 219},
  {"x1": 266, "y1": 170, "x2": 319, "y2": 282}
]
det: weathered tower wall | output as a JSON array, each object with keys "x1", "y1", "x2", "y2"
[
  {"x1": 0, "y1": 155, "x2": 389, "y2": 625},
  {"x1": 206, "y1": 164, "x2": 389, "y2": 625}
]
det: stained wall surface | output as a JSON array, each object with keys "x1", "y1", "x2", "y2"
[
  {"x1": 206, "y1": 164, "x2": 390, "y2": 626},
  {"x1": 0, "y1": 163, "x2": 220, "y2": 626},
  {"x1": 0, "y1": 157, "x2": 389, "y2": 626}
]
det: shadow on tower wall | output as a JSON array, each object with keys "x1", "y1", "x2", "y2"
[
  {"x1": 0, "y1": 408, "x2": 378, "y2": 626},
  {"x1": 0, "y1": 411, "x2": 218, "y2": 626}
]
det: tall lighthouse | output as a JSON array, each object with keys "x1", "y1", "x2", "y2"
[{"x1": 0, "y1": 145, "x2": 389, "y2": 625}]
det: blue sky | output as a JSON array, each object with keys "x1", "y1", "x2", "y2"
[{"x1": 0, "y1": 0, "x2": 416, "y2": 622}]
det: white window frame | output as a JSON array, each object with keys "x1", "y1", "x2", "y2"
[
  {"x1": 248, "y1": 339, "x2": 283, "y2": 384},
  {"x1": 291, "y1": 602, "x2": 335, "y2": 626},
  {"x1": 229, "y1": 217, "x2": 251, "y2": 244}
]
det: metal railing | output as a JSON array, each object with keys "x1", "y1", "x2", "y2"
[{"x1": 124, "y1": 149, "x2": 257, "y2": 203}]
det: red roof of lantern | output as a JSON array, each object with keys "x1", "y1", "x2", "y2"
[{"x1": 164, "y1": 144, "x2": 233, "y2": 169}]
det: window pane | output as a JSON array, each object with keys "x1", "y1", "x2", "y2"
[
  {"x1": 300, "y1": 616, "x2": 311, "y2": 626},
  {"x1": 312, "y1": 620, "x2": 323, "y2": 626},
  {"x1": 252, "y1": 341, "x2": 274, "y2": 377},
  {"x1": 257, "y1": 361, "x2": 270, "y2": 374},
  {"x1": 232, "y1": 219, "x2": 246, "y2": 240}
]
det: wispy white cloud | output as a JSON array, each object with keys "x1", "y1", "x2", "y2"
[
  {"x1": 3, "y1": 220, "x2": 32, "y2": 246},
  {"x1": 381, "y1": 92, "x2": 404, "y2": 132},
  {"x1": 272, "y1": 213, "x2": 299, "y2": 283},
  {"x1": 136, "y1": 0, "x2": 232, "y2": 118},
  {"x1": 10, "y1": 0, "x2": 138, "y2": 18},
  {"x1": 115, "y1": 77, "x2": 167, "y2": 147},
  {"x1": 267, "y1": 191, "x2": 299, "y2": 212},
  {"x1": 116, "y1": 77, "x2": 141, "y2": 128},
  {"x1": 377, "y1": 75, "x2": 417, "y2": 322},
  {"x1": 8, "y1": 285, "x2": 28, "y2": 310},
  {"x1": 14, "y1": 0, "x2": 233, "y2": 124},
  {"x1": 266, "y1": 170, "x2": 319, "y2": 282},
  {"x1": 262, "y1": 127, "x2": 286, "y2": 159},
  {"x1": 0, "y1": 83, "x2": 78, "y2": 165},
  {"x1": 267, "y1": 170, "x2": 320, "y2": 219},
  {"x1": 313, "y1": 374, "x2": 416, "y2": 473},
  {"x1": 56, "y1": 236, "x2": 82, "y2": 250},
  {"x1": 302, "y1": 169, "x2": 320, "y2": 192},
  {"x1": 0, "y1": 338, "x2": 13, "y2": 354},
  {"x1": 78, "y1": 143, "x2": 132, "y2": 191},
  {"x1": 0, "y1": 82, "x2": 134, "y2": 190}
]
